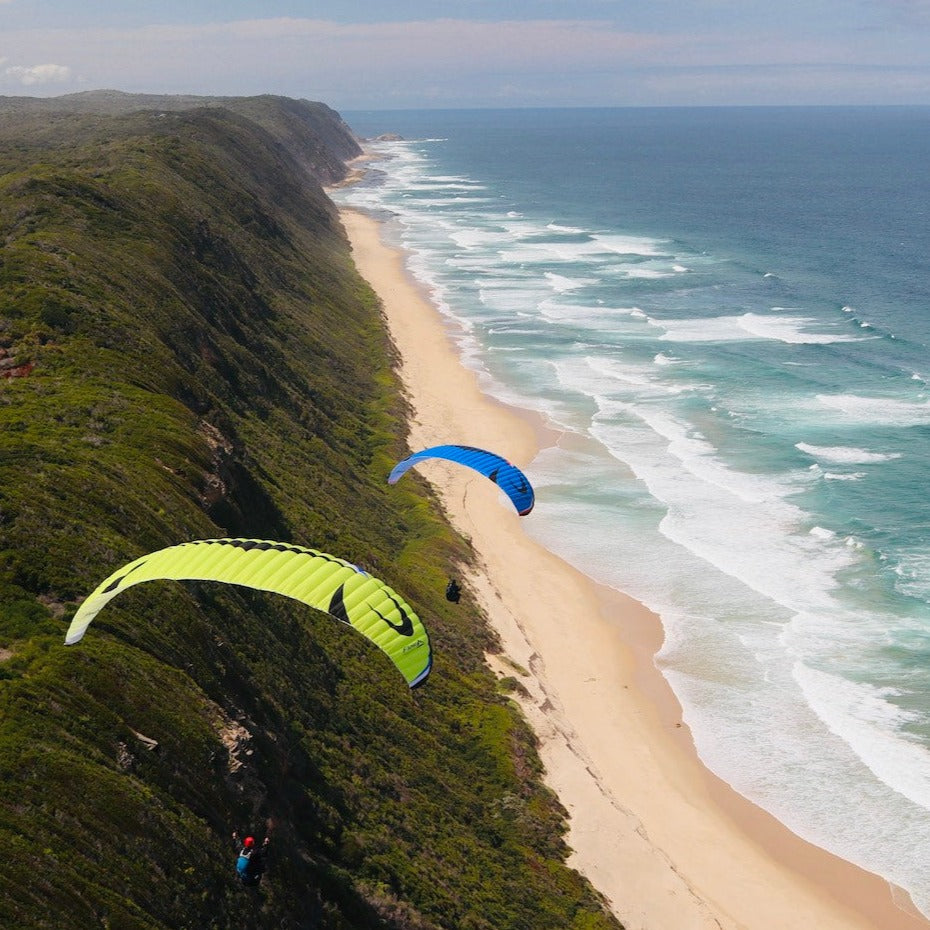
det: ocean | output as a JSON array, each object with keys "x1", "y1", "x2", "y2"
[{"x1": 330, "y1": 106, "x2": 930, "y2": 916}]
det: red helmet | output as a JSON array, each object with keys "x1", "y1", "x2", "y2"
[{"x1": 243, "y1": 836, "x2": 255, "y2": 848}]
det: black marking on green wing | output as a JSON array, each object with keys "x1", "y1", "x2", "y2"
[
  {"x1": 371, "y1": 592, "x2": 415, "y2": 636},
  {"x1": 102, "y1": 560, "x2": 148, "y2": 593},
  {"x1": 327, "y1": 583, "x2": 352, "y2": 626}
]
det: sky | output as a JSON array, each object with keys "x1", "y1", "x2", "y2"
[{"x1": 3, "y1": 1, "x2": 930, "y2": 109}]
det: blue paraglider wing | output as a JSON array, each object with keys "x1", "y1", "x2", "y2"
[{"x1": 388, "y1": 444, "x2": 534, "y2": 516}]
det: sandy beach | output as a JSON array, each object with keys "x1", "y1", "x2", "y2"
[{"x1": 338, "y1": 204, "x2": 929, "y2": 930}]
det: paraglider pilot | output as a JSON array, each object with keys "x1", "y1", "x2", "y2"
[{"x1": 233, "y1": 831, "x2": 270, "y2": 887}]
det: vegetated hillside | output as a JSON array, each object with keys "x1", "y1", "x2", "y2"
[{"x1": 0, "y1": 97, "x2": 622, "y2": 930}]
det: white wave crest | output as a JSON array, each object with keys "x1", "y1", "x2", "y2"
[
  {"x1": 655, "y1": 313, "x2": 868, "y2": 345},
  {"x1": 809, "y1": 526, "x2": 836, "y2": 540},
  {"x1": 817, "y1": 394, "x2": 930, "y2": 426},
  {"x1": 796, "y1": 443, "x2": 902, "y2": 464},
  {"x1": 892, "y1": 549, "x2": 930, "y2": 600},
  {"x1": 544, "y1": 272, "x2": 586, "y2": 292},
  {"x1": 794, "y1": 662, "x2": 930, "y2": 811},
  {"x1": 590, "y1": 233, "x2": 666, "y2": 256}
]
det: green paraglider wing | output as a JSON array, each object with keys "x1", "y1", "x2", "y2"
[{"x1": 65, "y1": 538, "x2": 432, "y2": 688}]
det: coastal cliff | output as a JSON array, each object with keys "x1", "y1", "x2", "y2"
[{"x1": 0, "y1": 95, "x2": 620, "y2": 929}]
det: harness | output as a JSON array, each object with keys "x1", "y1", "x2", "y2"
[{"x1": 236, "y1": 848, "x2": 253, "y2": 879}]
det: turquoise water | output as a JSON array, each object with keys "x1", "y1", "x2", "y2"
[{"x1": 332, "y1": 106, "x2": 930, "y2": 914}]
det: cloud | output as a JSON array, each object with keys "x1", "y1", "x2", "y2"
[{"x1": 5, "y1": 63, "x2": 72, "y2": 85}]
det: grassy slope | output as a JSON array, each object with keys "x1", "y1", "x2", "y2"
[{"x1": 0, "y1": 98, "x2": 621, "y2": 930}]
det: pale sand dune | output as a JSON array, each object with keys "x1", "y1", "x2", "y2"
[{"x1": 339, "y1": 206, "x2": 929, "y2": 930}]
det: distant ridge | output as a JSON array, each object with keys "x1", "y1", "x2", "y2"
[{"x1": 0, "y1": 89, "x2": 363, "y2": 184}]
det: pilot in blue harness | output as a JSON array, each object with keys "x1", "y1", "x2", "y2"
[{"x1": 233, "y1": 832, "x2": 270, "y2": 886}]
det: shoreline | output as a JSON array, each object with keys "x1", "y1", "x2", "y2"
[{"x1": 338, "y1": 204, "x2": 929, "y2": 930}]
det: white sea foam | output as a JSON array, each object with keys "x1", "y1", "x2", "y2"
[
  {"x1": 734, "y1": 313, "x2": 868, "y2": 344},
  {"x1": 620, "y1": 266, "x2": 676, "y2": 279},
  {"x1": 591, "y1": 233, "x2": 667, "y2": 256},
  {"x1": 411, "y1": 196, "x2": 496, "y2": 207},
  {"x1": 580, "y1": 355, "x2": 684, "y2": 397},
  {"x1": 809, "y1": 526, "x2": 836, "y2": 540},
  {"x1": 544, "y1": 272, "x2": 587, "y2": 292},
  {"x1": 448, "y1": 228, "x2": 513, "y2": 249},
  {"x1": 816, "y1": 394, "x2": 930, "y2": 425},
  {"x1": 536, "y1": 300, "x2": 642, "y2": 326},
  {"x1": 405, "y1": 181, "x2": 486, "y2": 191},
  {"x1": 425, "y1": 175, "x2": 474, "y2": 183},
  {"x1": 503, "y1": 241, "x2": 601, "y2": 264},
  {"x1": 795, "y1": 663, "x2": 930, "y2": 809},
  {"x1": 653, "y1": 313, "x2": 868, "y2": 344},
  {"x1": 892, "y1": 549, "x2": 930, "y2": 600},
  {"x1": 478, "y1": 287, "x2": 546, "y2": 315},
  {"x1": 795, "y1": 443, "x2": 902, "y2": 464}
]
